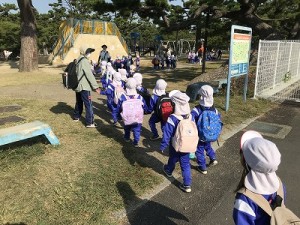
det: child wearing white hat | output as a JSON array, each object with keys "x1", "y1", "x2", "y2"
[
  {"x1": 101, "y1": 72, "x2": 125, "y2": 125},
  {"x1": 233, "y1": 130, "x2": 285, "y2": 225},
  {"x1": 148, "y1": 79, "x2": 168, "y2": 140},
  {"x1": 160, "y1": 91, "x2": 194, "y2": 193},
  {"x1": 191, "y1": 85, "x2": 221, "y2": 174},
  {"x1": 117, "y1": 78, "x2": 148, "y2": 147},
  {"x1": 133, "y1": 73, "x2": 151, "y2": 108}
]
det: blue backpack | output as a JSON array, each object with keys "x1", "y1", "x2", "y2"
[{"x1": 197, "y1": 106, "x2": 222, "y2": 142}]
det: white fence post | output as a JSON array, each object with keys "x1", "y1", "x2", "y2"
[
  {"x1": 272, "y1": 41, "x2": 280, "y2": 89},
  {"x1": 254, "y1": 40, "x2": 262, "y2": 98}
]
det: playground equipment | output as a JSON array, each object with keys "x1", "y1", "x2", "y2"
[
  {"x1": 159, "y1": 39, "x2": 196, "y2": 57},
  {"x1": 51, "y1": 19, "x2": 129, "y2": 65}
]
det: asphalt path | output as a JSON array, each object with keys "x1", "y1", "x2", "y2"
[{"x1": 121, "y1": 101, "x2": 300, "y2": 225}]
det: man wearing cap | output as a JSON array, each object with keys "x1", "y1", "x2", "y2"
[
  {"x1": 98, "y1": 44, "x2": 110, "y2": 64},
  {"x1": 73, "y1": 45, "x2": 100, "y2": 128}
]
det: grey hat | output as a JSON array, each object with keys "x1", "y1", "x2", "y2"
[
  {"x1": 241, "y1": 131, "x2": 281, "y2": 194},
  {"x1": 126, "y1": 78, "x2": 137, "y2": 95},
  {"x1": 199, "y1": 85, "x2": 214, "y2": 107},
  {"x1": 171, "y1": 91, "x2": 190, "y2": 115}
]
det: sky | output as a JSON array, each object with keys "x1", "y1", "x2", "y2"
[{"x1": 0, "y1": 0, "x2": 183, "y2": 14}]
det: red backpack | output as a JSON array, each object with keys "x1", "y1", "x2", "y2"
[{"x1": 155, "y1": 94, "x2": 175, "y2": 122}]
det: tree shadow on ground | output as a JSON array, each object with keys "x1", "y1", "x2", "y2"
[
  {"x1": 117, "y1": 181, "x2": 189, "y2": 225},
  {"x1": 4, "y1": 223, "x2": 27, "y2": 225},
  {"x1": 93, "y1": 100, "x2": 165, "y2": 176}
]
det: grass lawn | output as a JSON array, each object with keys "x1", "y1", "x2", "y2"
[{"x1": 0, "y1": 58, "x2": 275, "y2": 225}]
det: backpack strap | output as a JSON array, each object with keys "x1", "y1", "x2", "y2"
[
  {"x1": 237, "y1": 178, "x2": 284, "y2": 216},
  {"x1": 237, "y1": 188, "x2": 273, "y2": 216},
  {"x1": 76, "y1": 57, "x2": 87, "y2": 83},
  {"x1": 173, "y1": 114, "x2": 191, "y2": 121}
]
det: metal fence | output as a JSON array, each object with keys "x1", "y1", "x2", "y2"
[{"x1": 254, "y1": 40, "x2": 300, "y2": 102}]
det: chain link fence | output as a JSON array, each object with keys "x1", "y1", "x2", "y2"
[{"x1": 254, "y1": 40, "x2": 300, "y2": 102}]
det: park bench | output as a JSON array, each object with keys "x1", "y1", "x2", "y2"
[{"x1": 0, "y1": 120, "x2": 60, "y2": 147}]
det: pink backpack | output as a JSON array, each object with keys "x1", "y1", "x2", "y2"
[
  {"x1": 121, "y1": 96, "x2": 144, "y2": 125},
  {"x1": 113, "y1": 85, "x2": 125, "y2": 104},
  {"x1": 172, "y1": 114, "x2": 199, "y2": 153}
]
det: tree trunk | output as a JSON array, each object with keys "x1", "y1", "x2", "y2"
[{"x1": 17, "y1": 0, "x2": 38, "y2": 72}]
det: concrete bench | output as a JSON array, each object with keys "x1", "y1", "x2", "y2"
[{"x1": 0, "y1": 120, "x2": 60, "y2": 146}]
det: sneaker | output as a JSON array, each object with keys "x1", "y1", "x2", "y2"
[
  {"x1": 198, "y1": 168, "x2": 208, "y2": 175},
  {"x1": 124, "y1": 138, "x2": 130, "y2": 143},
  {"x1": 163, "y1": 165, "x2": 173, "y2": 178},
  {"x1": 150, "y1": 135, "x2": 160, "y2": 140},
  {"x1": 73, "y1": 118, "x2": 80, "y2": 122},
  {"x1": 179, "y1": 184, "x2": 191, "y2": 193},
  {"x1": 209, "y1": 160, "x2": 218, "y2": 166},
  {"x1": 133, "y1": 143, "x2": 139, "y2": 148},
  {"x1": 86, "y1": 123, "x2": 98, "y2": 128}
]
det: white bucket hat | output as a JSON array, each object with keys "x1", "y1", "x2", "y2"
[
  {"x1": 126, "y1": 78, "x2": 137, "y2": 96},
  {"x1": 199, "y1": 85, "x2": 214, "y2": 107},
  {"x1": 133, "y1": 73, "x2": 143, "y2": 86},
  {"x1": 153, "y1": 79, "x2": 167, "y2": 96},
  {"x1": 169, "y1": 90, "x2": 180, "y2": 98},
  {"x1": 118, "y1": 68, "x2": 128, "y2": 82},
  {"x1": 241, "y1": 131, "x2": 281, "y2": 195},
  {"x1": 171, "y1": 91, "x2": 190, "y2": 115}
]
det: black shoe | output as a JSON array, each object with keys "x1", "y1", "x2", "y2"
[
  {"x1": 179, "y1": 184, "x2": 191, "y2": 193},
  {"x1": 163, "y1": 165, "x2": 173, "y2": 178}
]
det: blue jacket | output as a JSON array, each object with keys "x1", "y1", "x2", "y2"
[
  {"x1": 233, "y1": 187, "x2": 286, "y2": 225},
  {"x1": 148, "y1": 94, "x2": 160, "y2": 113},
  {"x1": 102, "y1": 81, "x2": 125, "y2": 106}
]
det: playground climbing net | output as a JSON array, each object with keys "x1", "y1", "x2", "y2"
[{"x1": 254, "y1": 40, "x2": 300, "y2": 102}]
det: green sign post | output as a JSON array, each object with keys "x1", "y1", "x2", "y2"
[{"x1": 225, "y1": 25, "x2": 252, "y2": 111}]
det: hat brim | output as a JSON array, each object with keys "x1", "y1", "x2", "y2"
[
  {"x1": 102, "y1": 45, "x2": 107, "y2": 48},
  {"x1": 240, "y1": 130, "x2": 262, "y2": 149},
  {"x1": 169, "y1": 90, "x2": 180, "y2": 98},
  {"x1": 126, "y1": 89, "x2": 137, "y2": 96},
  {"x1": 153, "y1": 89, "x2": 166, "y2": 96},
  {"x1": 86, "y1": 48, "x2": 95, "y2": 54},
  {"x1": 174, "y1": 103, "x2": 191, "y2": 115},
  {"x1": 245, "y1": 170, "x2": 279, "y2": 195},
  {"x1": 200, "y1": 96, "x2": 213, "y2": 107}
]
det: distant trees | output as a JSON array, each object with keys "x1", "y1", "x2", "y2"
[{"x1": 0, "y1": 0, "x2": 299, "y2": 72}]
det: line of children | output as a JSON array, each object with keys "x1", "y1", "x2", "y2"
[
  {"x1": 159, "y1": 85, "x2": 221, "y2": 193},
  {"x1": 100, "y1": 71, "x2": 221, "y2": 193}
]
